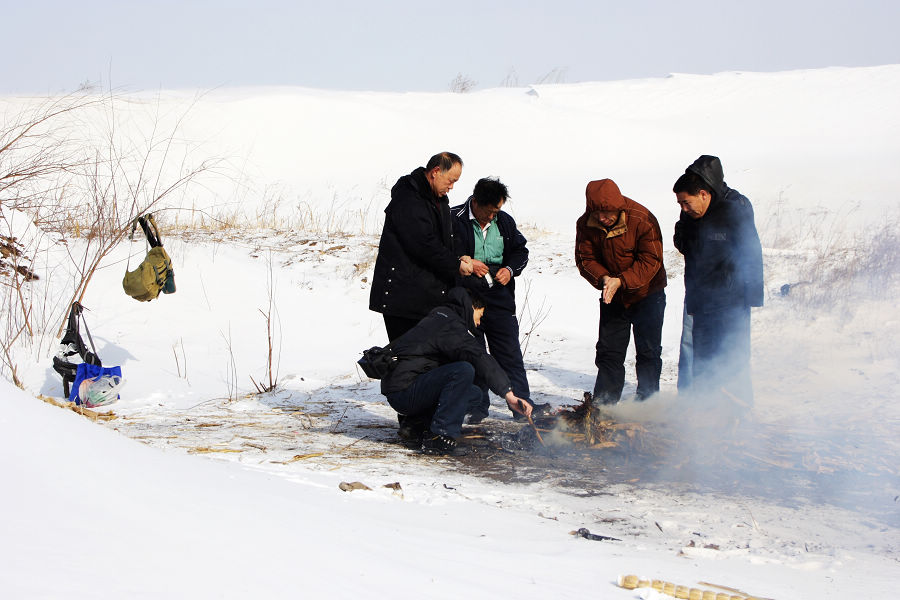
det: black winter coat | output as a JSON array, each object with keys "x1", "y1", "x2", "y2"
[
  {"x1": 674, "y1": 156, "x2": 764, "y2": 315},
  {"x1": 380, "y1": 288, "x2": 513, "y2": 397},
  {"x1": 369, "y1": 167, "x2": 459, "y2": 319}
]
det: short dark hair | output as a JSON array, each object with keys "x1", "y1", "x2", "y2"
[
  {"x1": 673, "y1": 171, "x2": 712, "y2": 196},
  {"x1": 469, "y1": 290, "x2": 487, "y2": 310},
  {"x1": 425, "y1": 152, "x2": 463, "y2": 173},
  {"x1": 472, "y1": 177, "x2": 509, "y2": 208}
]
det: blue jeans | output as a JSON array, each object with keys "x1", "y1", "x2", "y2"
[
  {"x1": 593, "y1": 290, "x2": 666, "y2": 403},
  {"x1": 677, "y1": 305, "x2": 693, "y2": 392},
  {"x1": 385, "y1": 362, "x2": 481, "y2": 438}
]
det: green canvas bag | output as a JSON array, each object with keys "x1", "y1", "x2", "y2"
[{"x1": 123, "y1": 214, "x2": 176, "y2": 302}]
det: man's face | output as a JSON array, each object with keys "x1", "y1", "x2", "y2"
[
  {"x1": 676, "y1": 190, "x2": 712, "y2": 219},
  {"x1": 472, "y1": 198, "x2": 504, "y2": 227},
  {"x1": 473, "y1": 306, "x2": 485, "y2": 327},
  {"x1": 596, "y1": 210, "x2": 619, "y2": 228},
  {"x1": 428, "y1": 163, "x2": 462, "y2": 197}
]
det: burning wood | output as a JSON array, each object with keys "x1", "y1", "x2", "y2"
[{"x1": 552, "y1": 392, "x2": 646, "y2": 451}]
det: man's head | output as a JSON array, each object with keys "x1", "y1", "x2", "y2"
[
  {"x1": 471, "y1": 177, "x2": 509, "y2": 227},
  {"x1": 585, "y1": 179, "x2": 626, "y2": 229},
  {"x1": 425, "y1": 152, "x2": 463, "y2": 197},
  {"x1": 470, "y1": 291, "x2": 486, "y2": 327},
  {"x1": 673, "y1": 171, "x2": 713, "y2": 219}
]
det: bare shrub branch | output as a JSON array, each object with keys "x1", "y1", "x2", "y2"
[
  {"x1": 251, "y1": 251, "x2": 281, "y2": 394},
  {"x1": 449, "y1": 73, "x2": 477, "y2": 93},
  {"x1": 517, "y1": 278, "x2": 550, "y2": 359}
]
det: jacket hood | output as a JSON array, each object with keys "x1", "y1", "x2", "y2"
[
  {"x1": 686, "y1": 155, "x2": 726, "y2": 198},
  {"x1": 445, "y1": 287, "x2": 476, "y2": 332},
  {"x1": 585, "y1": 179, "x2": 626, "y2": 213}
]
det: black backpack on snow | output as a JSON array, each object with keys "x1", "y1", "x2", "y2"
[
  {"x1": 52, "y1": 302, "x2": 102, "y2": 398},
  {"x1": 357, "y1": 346, "x2": 398, "y2": 379}
]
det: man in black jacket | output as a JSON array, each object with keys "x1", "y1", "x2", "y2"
[
  {"x1": 381, "y1": 288, "x2": 532, "y2": 455},
  {"x1": 451, "y1": 177, "x2": 545, "y2": 421},
  {"x1": 673, "y1": 155, "x2": 764, "y2": 406},
  {"x1": 369, "y1": 152, "x2": 474, "y2": 342}
]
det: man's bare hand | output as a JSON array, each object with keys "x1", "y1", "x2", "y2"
[
  {"x1": 470, "y1": 259, "x2": 489, "y2": 277},
  {"x1": 494, "y1": 267, "x2": 511, "y2": 285},
  {"x1": 459, "y1": 257, "x2": 474, "y2": 276},
  {"x1": 602, "y1": 276, "x2": 621, "y2": 304},
  {"x1": 505, "y1": 392, "x2": 532, "y2": 417}
]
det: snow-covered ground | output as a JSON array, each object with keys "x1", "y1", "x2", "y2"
[{"x1": 2, "y1": 65, "x2": 899, "y2": 598}]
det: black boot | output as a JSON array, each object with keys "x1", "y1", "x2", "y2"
[
  {"x1": 421, "y1": 432, "x2": 466, "y2": 456},
  {"x1": 397, "y1": 414, "x2": 429, "y2": 442}
]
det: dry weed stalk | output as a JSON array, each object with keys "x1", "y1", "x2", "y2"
[
  {"x1": 221, "y1": 326, "x2": 238, "y2": 401},
  {"x1": 516, "y1": 278, "x2": 549, "y2": 359},
  {"x1": 250, "y1": 251, "x2": 281, "y2": 394}
]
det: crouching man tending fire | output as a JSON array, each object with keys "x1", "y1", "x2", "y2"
[{"x1": 380, "y1": 287, "x2": 532, "y2": 455}]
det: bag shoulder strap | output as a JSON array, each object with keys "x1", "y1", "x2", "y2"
[{"x1": 134, "y1": 213, "x2": 163, "y2": 248}]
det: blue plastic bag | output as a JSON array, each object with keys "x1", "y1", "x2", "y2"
[{"x1": 70, "y1": 363, "x2": 123, "y2": 406}]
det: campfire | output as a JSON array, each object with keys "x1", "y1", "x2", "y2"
[
  {"x1": 519, "y1": 392, "x2": 650, "y2": 453},
  {"x1": 553, "y1": 391, "x2": 647, "y2": 449}
]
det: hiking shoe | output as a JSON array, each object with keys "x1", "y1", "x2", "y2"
[
  {"x1": 513, "y1": 402, "x2": 552, "y2": 421},
  {"x1": 421, "y1": 433, "x2": 466, "y2": 456}
]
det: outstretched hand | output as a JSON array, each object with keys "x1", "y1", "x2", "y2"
[{"x1": 505, "y1": 392, "x2": 532, "y2": 418}]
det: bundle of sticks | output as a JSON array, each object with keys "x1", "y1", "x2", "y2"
[{"x1": 551, "y1": 392, "x2": 648, "y2": 451}]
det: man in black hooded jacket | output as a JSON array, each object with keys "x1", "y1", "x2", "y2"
[
  {"x1": 381, "y1": 288, "x2": 532, "y2": 454},
  {"x1": 673, "y1": 155, "x2": 764, "y2": 406}
]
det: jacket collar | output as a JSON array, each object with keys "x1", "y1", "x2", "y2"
[
  {"x1": 453, "y1": 196, "x2": 473, "y2": 219},
  {"x1": 410, "y1": 166, "x2": 443, "y2": 203}
]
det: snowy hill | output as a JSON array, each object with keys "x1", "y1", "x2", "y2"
[{"x1": 1, "y1": 65, "x2": 899, "y2": 598}]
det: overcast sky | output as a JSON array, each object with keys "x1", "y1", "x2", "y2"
[{"x1": 4, "y1": 0, "x2": 899, "y2": 94}]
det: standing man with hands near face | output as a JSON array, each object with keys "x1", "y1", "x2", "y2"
[{"x1": 576, "y1": 179, "x2": 667, "y2": 405}]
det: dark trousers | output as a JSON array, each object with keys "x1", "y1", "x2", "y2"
[
  {"x1": 469, "y1": 309, "x2": 531, "y2": 417},
  {"x1": 691, "y1": 304, "x2": 753, "y2": 406},
  {"x1": 385, "y1": 362, "x2": 481, "y2": 438},
  {"x1": 593, "y1": 290, "x2": 665, "y2": 403},
  {"x1": 383, "y1": 314, "x2": 420, "y2": 342}
]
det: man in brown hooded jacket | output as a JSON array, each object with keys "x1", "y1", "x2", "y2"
[{"x1": 575, "y1": 179, "x2": 667, "y2": 404}]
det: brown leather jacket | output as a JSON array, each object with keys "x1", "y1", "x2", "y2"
[{"x1": 575, "y1": 179, "x2": 666, "y2": 307}]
